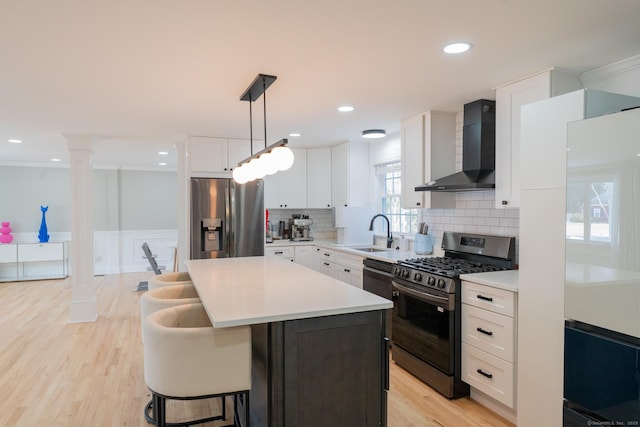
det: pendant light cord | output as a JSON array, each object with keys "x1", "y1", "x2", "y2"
[{"x1": 263, "y1": 77, "x2": 267, "y2": 150}]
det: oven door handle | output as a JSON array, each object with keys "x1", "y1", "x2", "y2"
[{"x1": 392, "y1": 281, "x2": 454, "y2": 311}]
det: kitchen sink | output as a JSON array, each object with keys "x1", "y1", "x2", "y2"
[{"x1": 351, "y1": 247, "x2": 388, "y2": 253}]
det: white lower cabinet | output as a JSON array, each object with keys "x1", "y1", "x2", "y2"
[
  {"x1": 461, "y1": 281, "x2": 517, "y2": 409},
  {"x1": 293, "y1": 245, "x2": 314, "y2": 269},
  {"x1": 309, "y1": 246, "x2": 364, "y2": 287},
  {"x1": 265, "y1": 246, "x2": 294, "y2": 262},
  {"x1": 333, "y1": 251, "x2": 364, "y2": 288}
]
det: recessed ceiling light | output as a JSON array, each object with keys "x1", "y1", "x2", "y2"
[
  {"x1": 51, "y1": 158, "x2": 61, "y2": 162},
  {"x1": 338, "y1": 106, "x2": 354, "y2": 112},
  {"x1": 159, "y1": 162, "x2": 167, "y2": 166},
  {"x1": 362, "y1": 129, "x2": 386, "y2": 139},
  {"x1": 443, "y1": 42, "x2": 472, "y2": 54},
  {"x1": 288, "y1": 133, "x2": 301, "y2": 137},
  {"x1": 8, "y1": 139, "x2": 22, "y2": 143},
  {"x1": 158, "y1": 151, "x2": 168, "y2": 155}
]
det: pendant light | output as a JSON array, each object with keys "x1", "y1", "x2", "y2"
[{"x1": 233, "y1": 74, "x2": 294, "y2": 184}]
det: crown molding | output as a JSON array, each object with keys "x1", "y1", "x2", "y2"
[{"x1": 581, "y1": 54, "x2": 640, "y2": 85}]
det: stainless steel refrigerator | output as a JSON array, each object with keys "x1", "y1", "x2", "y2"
[{"x1": 190, "y1": 177, "x2": 264, "y2": 259}]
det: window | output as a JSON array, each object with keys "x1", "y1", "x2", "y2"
[
  {"x1": 566, "y1": 181, "x2": 612, "y2": 242},
  {"x1": 375, "y1": 162, "x2": 418, "y2": 234}
]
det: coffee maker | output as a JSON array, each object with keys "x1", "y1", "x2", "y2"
[{"x1": 289, "y1": 214, "x2": 313, "y2": 241}]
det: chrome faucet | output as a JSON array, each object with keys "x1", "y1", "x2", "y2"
[{"x1": 369, "y1": 214, "x2": 393, "y2": 248}]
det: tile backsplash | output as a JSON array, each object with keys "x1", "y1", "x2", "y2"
[
  {"x1": 420, "y1": 191, "x2": 520, "y2": 260},
  {"x1": 266, "y1": 208, "x2": 336, "y2": 239}
]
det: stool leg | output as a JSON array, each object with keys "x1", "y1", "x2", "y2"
[
  {"x1": 245, "y1": 392, "x2": 250, "y2": 427},
  {"x1": 221, "y1": 395, "x2": 226, "y2": 420},
  {"x1": 153, "y1": 393, "x2": 166, "y2": 427}
]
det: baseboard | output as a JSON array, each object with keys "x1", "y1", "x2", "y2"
[{"x1": 69, "y1": 299, "x2": 98, "y2": 323}]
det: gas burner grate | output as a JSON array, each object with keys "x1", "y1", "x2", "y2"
[{"x1": 399, "y1": 257, "x2": 508, "y2": 278}]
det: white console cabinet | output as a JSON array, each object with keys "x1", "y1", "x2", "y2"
[{"x1": 0, "y1": 242, "x2": 69, "y2": 281}]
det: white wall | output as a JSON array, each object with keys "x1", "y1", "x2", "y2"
[{"x1": 0, "y1": 165, "x2": 178, "y2": 275}]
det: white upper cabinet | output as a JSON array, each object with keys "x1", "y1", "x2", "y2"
[
  {"x1": 307, "y1": 147, "x2": 332, "y2": 208},
  {"x1": 190, "y1": 136, "x2": 251, "y2": 174},
  {"x1": 331, "y1": 142, "x2": 369, "y2": 207},
  {"x1": 494, "y1": 69, "x2": 582, "y2": 208},
  {"x1": 401, "y1": 111, "x2": 456, "y2": 209},
  {"x1": 227, "y1": 140, "x2": 252, "y2": 171},
  {"x1": 264, "y1": 148, "x2": 307, "y2": 209}
]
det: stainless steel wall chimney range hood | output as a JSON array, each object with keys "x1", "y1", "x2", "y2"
[{"x1": 416, "y1": 99, "x2": 496, "y2": 192}]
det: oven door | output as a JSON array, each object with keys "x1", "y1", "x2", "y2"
[{"x1": 392, "y1": 280, "x2": 455, "y2": 375}]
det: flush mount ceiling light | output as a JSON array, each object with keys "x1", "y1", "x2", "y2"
[
  {"x1": 233, "y1": 74, "x2": 294, "y2": 184},
  {"x1": 443, "y1": 42, "x2": 472, "y2": 54},
  {"x1": 51, "y1": 158, "x2": 61, "y2": 162},
  {"x1": 158, "y1": 151, "x2": 168, "y2": 155},
  {"x1": 8, "y1": 139, "x2": 22, "y2": 143},
  {"x1": 338, "y1": 105, "x2": 354, "y2": 112},
  {"x1": 362, "y1": 129, "x2": 386, "y2": 139},
  {"x1": 288, "y1": 133, "x2": 301, "y2": 137}
]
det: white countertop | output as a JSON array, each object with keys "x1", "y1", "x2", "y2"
[
  {"x1": 265, "y1": 238, "x2": 421, "y2": 264},
  {"x1": 460, "y1": 270, "x2": 519, "y2": 293},
  {"x1": 185, "y1": 256, "x2": 393, "y2": 328}
]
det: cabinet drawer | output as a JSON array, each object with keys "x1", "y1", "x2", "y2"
[
  {"x1": 462, "y1": 281, "x2": 516, "y2": 317},
  {"x1": 265, "y1": 246, "x2": 294, "y2": 258},
  {"x1": 315, "y1": 247, "x2": 334, "y2": 260},
  {"x1": 335, "y1": 252, "x2": 364, "y2": 271},
  {"x1": 462, "y1": 343, "x2": 515, "y2": 408},
  {"x1": 462, "y1": 304, "x2": 515, "y2": 362},
  {"x1": 18, "y1": 243, "x2": 64, "y2": 262},
  {"x1": 0, "y1": 245, "x2": 17, "y2": 263}
]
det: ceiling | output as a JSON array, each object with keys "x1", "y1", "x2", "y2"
[{"x1": 1, "y1": 0, "x2": 639, "y2": 170}]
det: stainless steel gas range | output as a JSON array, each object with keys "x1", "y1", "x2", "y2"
[{"x1": 391, "y1": 231, "x2": 516, "y2": 399}]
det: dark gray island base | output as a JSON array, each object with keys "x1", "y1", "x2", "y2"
[{"x1": 249, "y1": 310, "x2": 389, "y2": 427}]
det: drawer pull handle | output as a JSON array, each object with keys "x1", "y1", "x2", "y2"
[
  {"x1": 477, "y1": 327, "x2": 493, "y2": 336},
  {"x1": 477, "y1": 294, "x2": 493, "y2": 302},
  {"x1": 344, "y1": 268, "x2": 350, "y2": 273},
  {"x1": 275, "y1": 251, "x2": 284, "y2": 255},
  {"x1": 324, "y1": 253, "x2": 330, "y2": 257},
  {"x1": 324, "y1": 262, "x2": 330, "y2": 266},
  {"x1": 477, "y1": 369, "x2": 493, "y2": 379}
]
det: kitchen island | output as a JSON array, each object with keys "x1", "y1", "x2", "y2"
[{"x1": 185, "y1": 256, "x2": 393, "y2": 427}]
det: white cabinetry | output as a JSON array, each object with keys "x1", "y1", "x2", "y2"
[
  {"x1": 264, "y1": 148, "x2": 307, "y2": 209},
  {"x1": 461, "y1": 281, "x2": 517, "y2": 409},
  {"x1": 494, "y1": 69, "x2": 582, "y2": 208},
  {"x1": 190, "y1": 136, "x2": 251, "y2": 174},
  {"x1": 313, "y1": 246, "x2": 335, "y2": 277},
  {"x1": 400, "y1": 112, "x2": 456, "y2": 209},
  {"x1": 265, "y1": 245, "x2": 294, "y2": 262},
  {"x1": 306, "y1": 147, "x2": 332, "y2": 208},
  {"x1": 294, "y1": 245, "x2": 314, "y2": 269},
  {"x1": 333, "y1": 251, "x2": 364, "y2": 288},
  {"x1": 331, "y1": 142, "x2": 369, "y2": 207},
  {"x1": 517, "y1": 88, "x2": 640, "y2": 426},
  {"x1": 0, "y1": 242, "x2": 70, "y2": 281}
]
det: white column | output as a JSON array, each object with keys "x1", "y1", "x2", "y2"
[
  {"x1": 175, "y1": 138, "x2": 189, "y2": 271},
  {"x1": 65, "y1": 134, "x2": 97, "y2": 323}
]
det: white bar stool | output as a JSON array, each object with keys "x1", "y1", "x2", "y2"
[
  {"x1": 148, "y1": 271, "x2": 192, "y2": 291},
  {"x1": 143, "y1": 303, "x2": 251, "y2": 427},
  {"x1": 140, "y1": 283, "x2": 200, "y2": 341}
]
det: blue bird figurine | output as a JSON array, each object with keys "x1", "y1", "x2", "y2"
[{"x1": 38, "y1": 205, "x2": 50, "y2": 243}]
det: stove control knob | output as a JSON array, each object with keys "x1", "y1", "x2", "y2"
[
  {"x1": 401, "y1": 269, "x2": 410, "y2": 278},
  {"x1": 393, "y1": 266, "x2": 401, "y2": 276},
  {"x1": 427, "y1": 276, "x2": 436, "y2": 286},
  {"x1": 437, "y1": 279, "x2": 446, "y2": 289},
  {"x1": 414, "y1": 273, "x2": 422, "y2": 282}
]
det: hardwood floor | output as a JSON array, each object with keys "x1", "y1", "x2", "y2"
[{"x1": 0, "y1": 273, "x2": 514, "y2": 426}]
